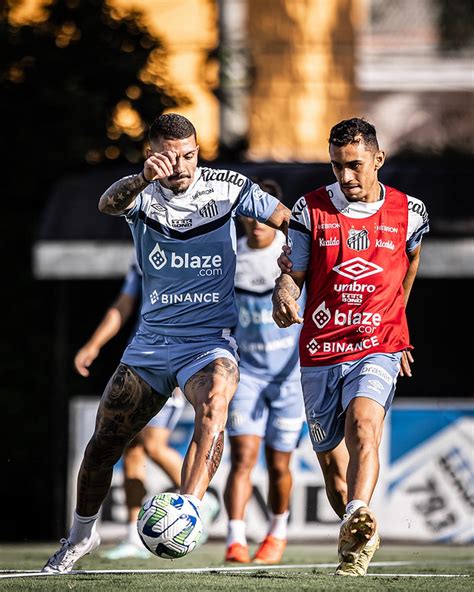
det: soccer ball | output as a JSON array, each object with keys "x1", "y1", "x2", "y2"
[{"x1": 137, "y1": 492, "x2": 203, "y2": 559}]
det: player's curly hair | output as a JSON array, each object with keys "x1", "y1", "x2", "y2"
[
  {"x1": 328, "y1": 118, "x2": 379, "y2": 151},
  {"x1": 149, "y1": 113, "x2": 197, "y2": 142}
]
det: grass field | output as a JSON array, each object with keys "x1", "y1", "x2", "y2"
[{"x1": 0, "y1": 541, "x2": 472, "y2": 591}]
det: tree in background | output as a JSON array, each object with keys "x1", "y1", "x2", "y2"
[
  {"x1": 0, "y1": 0, "x2": 183, "y2": 194},
  {"x1": 0, "y1": 0, "x2": 184, "y2": 540}
]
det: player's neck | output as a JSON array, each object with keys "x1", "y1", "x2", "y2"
[{"x1": 359, "y1": 180, "x2": 382, "y2": 203}]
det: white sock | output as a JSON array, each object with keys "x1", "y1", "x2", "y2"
[
  {"x1": 182, "y1": 494, "x2": 201, "y2": 510},
  {"x1": 268, "y1": 511, "x2": 289, "y2": 540},
  {"x1": 227, "y1": 519, "x2": 247, "y2": 546},
  {"x1": 126, "y1": 522, "x2": 142, "y2": 546},
  {"x1": 344, "y1": 499, "x2": 367, "y2": 517},
  {"x1": 69, "y1": 511, "x2": 99, "y2": 545}
]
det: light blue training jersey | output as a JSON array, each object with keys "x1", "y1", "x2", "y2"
[
  {"x1": 124, "y1": 167, "x2": 279, "y2": 336},
  {"x1": 234, "y1": 233, "x2": 303, "y2": 382}
]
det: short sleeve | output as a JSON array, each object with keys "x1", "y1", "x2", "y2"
[{"x1": 234, "y1": 178, "x2": 279, "y2": 222}]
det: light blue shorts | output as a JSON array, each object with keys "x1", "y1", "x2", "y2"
[
  {"x1": 226, "y1": 370, "x2": 305, "y2": 452},
  {"x1": 301, "y1": 352, "x2": 402, "y2": 453},
  {"x1": 121, "y1": 328, "x2": 238, "y2": 397},
  {"x1": 147, "y1": 391, "x2": 186, "y2": 430}
]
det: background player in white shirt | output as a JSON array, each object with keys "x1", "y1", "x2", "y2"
[{"x1": 224, "y1": 179, "x2": 305, "y2": 565}]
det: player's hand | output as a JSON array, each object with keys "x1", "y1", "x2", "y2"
[
  {"x1": 273, "y1": 297, "x2": 303, "y2": 328},
  {"x1": 277, "y1": 244, "x2": 293, "y2": 274},
  {"x1": 399, "y1": 349, "x2": 414, "y2": 378},
  {"x1": 143, "y1": 150, "x2": 178, "y2": 181},
  {"x1": 74, "y1": 345, "x2": 100, "y2": 377}
]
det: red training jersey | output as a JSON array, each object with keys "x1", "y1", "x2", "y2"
[{"x1": 299, "y1": 185, "x2": 411, "y2": 366}]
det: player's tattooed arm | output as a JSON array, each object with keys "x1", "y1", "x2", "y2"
[
  {"x1": 272, "y1": 272, "x2": 305, "y2": 327},
  {"x1": 265, "y1": 202, "x2": 291, "y2": 235},
  {"x1": 98, "y1": 173, "x2": 149, "y2": 215}
]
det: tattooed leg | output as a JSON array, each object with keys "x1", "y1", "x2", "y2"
[
  {"x1": 182, "y1": 358, "x2": 239, "y2": 498},
  {"x1": 76, "y1": 364, "x2": 167, "y2": 517}
]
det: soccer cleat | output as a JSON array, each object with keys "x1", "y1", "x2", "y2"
[
  {"x1": 198, "y1": 490, "x2": 221, "y2": 546},
  {"x1": 225, "y1": 542, "x2": 251, "y2": 563},
  {"x1": 42, "y1": 532, "x2": 101, "y2": 574},
  {"x1": 253, "y1": 535, "x2": 287, "y2": 564},
  {"x1": 338, "y1": 506, "x2": 377, "y2": 565},
  {"x1": 335, "y1": 533, "x2": 380, "y2": 576},
  {"x1": 102, "y1": 541, "x2": 151, "y2": 560}
]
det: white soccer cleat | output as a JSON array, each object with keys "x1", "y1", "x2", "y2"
[
  {"x1": 197, "y1": 490, "x2": 221, "y2": 546},
  {"x1": 102, "y1": 541, "x2": 151, "y2": 560},
  {"x1": 338, "y1": 506, "x2": 377, "y2": 565},
  {"x1": 42, "y1": 532, "x2": 101, "y2": 574}
]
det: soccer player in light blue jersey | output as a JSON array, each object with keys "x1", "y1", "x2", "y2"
[
  {"x1": 223, "y1": 179, "x2": 305, "y2": 565},
  {"x1": 43, "y1": 113, "x2": 291, "y2": 573}
]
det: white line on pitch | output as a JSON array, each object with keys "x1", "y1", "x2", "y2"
[{"x1": 0, "y1": 561, "x2": 472, "y2": 579}]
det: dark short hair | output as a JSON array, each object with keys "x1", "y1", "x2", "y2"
[
  {"x1": 328, "y1": 118, "x2": 379, "y2": 151},
  {"x1": 149, "y1": 113, "x2": 197, "y2": 142},
  {"x1": 251, "y1": 177, "x2": 284, "y2": 200}
]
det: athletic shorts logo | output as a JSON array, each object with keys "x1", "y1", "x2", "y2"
[
  {"x1": 199, "y1": 199, "x2": 218, "y2": 218},
  {"x1": 333, "y1": 257, "x2": 383, "y2": 281},
  {"x1": 347, "y1": 228, "x2": 370, "y2": 251},
  {"x1": 312, "y1": 301, "x2": 331, "y2": 329},
  {"x1": 309, "y1": 419, "x2": 326, "y2": 443},
  {"x1": 367, "y1": 379, "x2": 384, "y2": 394}
]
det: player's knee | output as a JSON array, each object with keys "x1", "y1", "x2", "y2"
[
  {"x1": 267, "y1": 456, "x2": 291, "y2": 480},
  {"x1": 346, "y1": 416, "x2": 381, "y2": 449},
  {"x1": 198, "y1": 391, "x2": 228, "y2": 430},
  {"x1": 231, "y1": 447, "x2": 256, "y2": 473}
]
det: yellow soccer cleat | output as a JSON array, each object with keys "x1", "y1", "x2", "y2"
[
  {"x1": 338, "y1": 506, "x2": 377, "y2": 564},
  {"x1": 335, "y1": 533, "x2": 380, "y2": 576}
]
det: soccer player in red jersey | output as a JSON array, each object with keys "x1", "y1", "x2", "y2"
[{"x1": 272, "y1": 118, "x2": 429, "y2": 576}]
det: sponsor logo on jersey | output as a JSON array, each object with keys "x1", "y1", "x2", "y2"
[
  {"x1": 334, "y1": 309, "x2": 382, "y2": 333},
  {"x1": 376, "y1": 238, "x2": 395, "y2": 250},
  {"x1": 333, "y1": 257, "x2": 383, "y2": 281},
  {"x1": 192, "y1": 187, "x2": 214, "y2": 200},
  {"x1": 150, "y1": 202, "x2": 166, "y2": 215},
  {"x1": 334, "y1": 282, "x2": 376, "y2": 293},
  {"x1": 306, "y1": 335, "x2": 380, "y2": 355},
  {"x1": 150, "y1": 291, "x2": 220, "y2": 305},
  {"x1": 239, "y1": 306, "x2": 274, "y2": 328},
  {"x1": 341, "y1": 293, "x2": 363, "y2": 305},
  {"x1": 347, "y1": 228, "x2": 370, "y2": 251},
  {"x1": 312, "y1": 301, "x2": 331, "y2": 329},
  {"x1": 319, "y1": 237, "x2": 340, "y2": 247},
  {"x1": 318, "y1": 222, "x2": 340, "y2": 229},
  {"x1": 408, "y1": 199, "x2": 429, "y2": 224},
  {"x1": 199, "y1": 199, "x2": 218, "y2": 218},
  {"x1": 291, "y1": 197, "x2": 307, "y2": 222},
  {"x1": 171, "y1": 218, "x2": 192, "y2": 229},
  {"x1": 201, "y1": 169, "x2": 245, "y2": 187},
  {"x1": 240, "y1": 336, "x2": 296, "y2": 353},
  {"x1": 149, "y1": 242, "x2": 223, "y2": 276},
  {"x1": 376, "y1": 224, "x2": 398, "y2": 233},
  {"x1": 306, "y1": 338, "x2": 320, "y2": 354}
]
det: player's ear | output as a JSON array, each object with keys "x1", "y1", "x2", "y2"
[{"x1": 374, "y1": 150, "x2": 385, "y2": 170}]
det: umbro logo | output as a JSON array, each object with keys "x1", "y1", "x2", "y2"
[
  {"x1": 333, "y1": 257, "x2": 383, "y2": 281},
  {"x1": 151, "y1": 203, "x2": 166, "y2": 215},
  {"x1": 199, "y1": 199, "x2": 218, "y2": 218}
]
